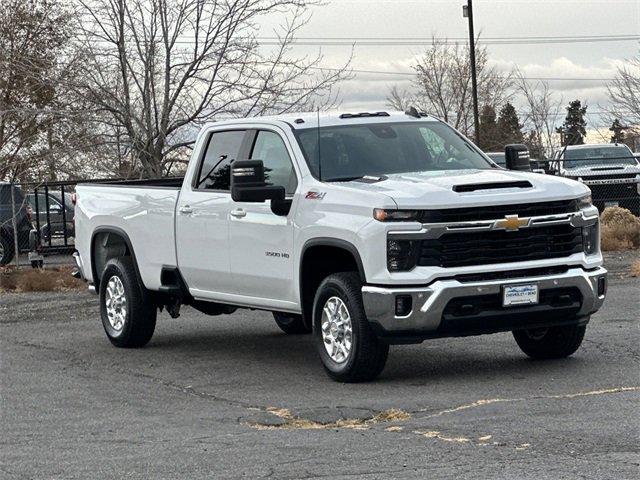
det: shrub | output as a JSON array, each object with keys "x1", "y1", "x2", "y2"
[{"x1": 600, "y1": 207, "x2": 640, "y2": 251}]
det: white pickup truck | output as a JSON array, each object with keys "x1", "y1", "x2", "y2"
[{"x1": 74, "y1": 110, "x2": 607, "y2": 382}]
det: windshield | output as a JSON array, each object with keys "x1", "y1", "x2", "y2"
[
  {"x1": 486, "y1": 153, "x2": 506, "y2": 166},
  {"x1": 294, "y1": 121, "x2": 493, "y2": 181},
  {"x1": 563, "y1": 145, "x2": 637, "y2": 168}
]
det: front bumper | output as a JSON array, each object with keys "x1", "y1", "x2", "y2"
[{"x1": 362, "y1": 266, "x2": 607, "y2": 342}]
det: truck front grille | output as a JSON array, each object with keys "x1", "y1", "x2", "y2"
[
  {"x1": 589, "y1": 183, "x2": 638, "y2": 200},
  {"x1": 418, "y1": 199, "x2": 578, "y2": 223},
  {"x1": 417, "y1": 224, "x2": 584, "y2": 268}
]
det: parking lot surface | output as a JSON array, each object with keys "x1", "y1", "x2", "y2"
[{"x1": 1, "y1": 271, "x2": 639, "y2": 479}]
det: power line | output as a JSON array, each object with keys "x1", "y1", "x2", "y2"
[
  {"x1": 309, "y1": 66, "x2": 617, "y2": 81},
  {"x1": 78, "y1": 34, "x2": 640, "y2": 47}
]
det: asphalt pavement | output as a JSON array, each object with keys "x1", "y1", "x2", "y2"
[{"x1": 1, "y1": 269, "x2": 639, "y2": 479}]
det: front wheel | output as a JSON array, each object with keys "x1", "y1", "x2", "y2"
[
  {"x1": 99, "y1": 257, "x2": 157, "y2": 348},
  {"x1": 313, "y1": 272, "x2": 388, "y2": 382},
  {"x1": 513, "y1": 323, "x2": 587, "y2": 359},
  {"x1": 0, "y1": 235, "x2": 15, "y2": 266}
]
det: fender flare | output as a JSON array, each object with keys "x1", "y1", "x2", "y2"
[
  {"x1": 299, "y1": 237, "x2": 367, "y2": 285},
  {"x1": 90, "y1": 226, "x2": 145, "y2": 289}
]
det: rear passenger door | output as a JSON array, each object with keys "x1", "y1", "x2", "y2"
[{"x1": 176, "y1": 128, "x2": 249, "y2": 297}]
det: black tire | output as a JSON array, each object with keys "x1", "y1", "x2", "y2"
[
  {"x1": 273, "y1": 312, "x2": 311, "y2": 334},
  {"x1": 0, "y1": 234, "x2": 15, "y2": 266},
  {"x1": 99, "y1": 257, "x2": 156, "y2": 348},
  {"x1": 513, "y1": 323, "x2": 587, "y2": 360},
  {"x1": 313, "y1": 272, "x2": 389, "y2": 382}
]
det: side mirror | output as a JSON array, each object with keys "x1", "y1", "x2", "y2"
[
  {"x1": 231, "y1": 160, "x2": 285, "y2": 203},
  {"x1": 504, "y1": 144, "x2": 531, "y2": 171}
]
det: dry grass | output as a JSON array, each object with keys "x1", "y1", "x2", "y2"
[
  {"x1": 248, "y1": 407, "x2": 411, "y2": 431},
  {"x1": 630, "y1": 260, "x2": 640, "y2": 278},
  {"x1": 600, "y1": 207, "x2": 640, "y2": 251},
  {"x1": 0, "y1": 266, "x2": 84, "y2": 293}
]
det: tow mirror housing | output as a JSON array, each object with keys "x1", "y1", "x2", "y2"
[
  {"x1": 504, "y1": 144, "x2": 531, "y2": 171},
  {"x1": 231, "y1": 160, "x2": 285, "y2": 203}
]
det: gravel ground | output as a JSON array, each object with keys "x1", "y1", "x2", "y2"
[{"x1": 1, "y1": 264, "x2": 638, "y2": 479}]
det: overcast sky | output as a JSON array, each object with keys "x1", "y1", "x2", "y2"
[{"x1": 260, "y1": 0, "x2": 640, "y2": 129}]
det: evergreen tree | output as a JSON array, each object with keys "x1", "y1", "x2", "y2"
[
  {"x1": 497, "y1": 102, "x2": 524, "y2": 145},
  {"x1": 478, "y1": 104, "x2": 500, "y2": 151},
  {"x1": 609, "y1": 119, "x2": 626, "y2": 143},
  {"x1": 557, "y1": 100, "x2": 587, "y2": 146}
]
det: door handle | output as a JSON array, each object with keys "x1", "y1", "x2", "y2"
[
  {"x1": 179, "y1": 205, "x2": 193, "y2": 215},
  {"x1": 230, "y1": 208, "x2": 246, "y2": 218}
]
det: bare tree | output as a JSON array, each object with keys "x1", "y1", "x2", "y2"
[
  {"x1": 0, "y1": 0, "x2": 87, "y2": 182},
  {"x1": 607, "y1": 49, "x2": 640, "y2": 137},
  {"x1": 386, "y1": 85, "x2": 414, "y2": 112},
  {"x1": 515, "y1": 69, "x2": 563, "y2": 158},
  {"x1": 387, "y1": 37, "x2": 512, "y2": 137},
  {"x1": 74, "y1": 0, "x2": 349, "y2": 178}
]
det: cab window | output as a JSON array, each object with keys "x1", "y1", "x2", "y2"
[
  {"x1": 250, "y1": 131, "x2": 297, "y2": 194},
  {"x1": 196, "y1": 130, "x2": 246, "y2": 190}
]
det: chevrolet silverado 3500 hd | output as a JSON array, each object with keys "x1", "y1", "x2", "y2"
[{"x1": 74, "y1": 111, "x2": 607, "y2": 382}]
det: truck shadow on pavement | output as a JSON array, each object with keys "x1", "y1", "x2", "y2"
[{"x1": 141, "y1": 323, "x2": 591, "y2": 385}]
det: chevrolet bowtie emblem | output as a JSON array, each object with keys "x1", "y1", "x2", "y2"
[{"x1": 494, "y1": 215, "x2": 530, "y2": 231}]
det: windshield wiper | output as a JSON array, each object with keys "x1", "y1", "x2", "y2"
[{"x1": 324, "y1": 175, "x2": 366, "y2": 182}]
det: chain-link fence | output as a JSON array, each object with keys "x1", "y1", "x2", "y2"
[{"x1": 1, "y1": 181, "x2": 79, "y2": 268}]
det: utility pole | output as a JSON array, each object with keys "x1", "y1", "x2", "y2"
[{"x1": 463, "y1": 0, "x2": 480, "y2": 146}]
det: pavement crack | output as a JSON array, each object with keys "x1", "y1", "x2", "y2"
[{"x1": 419, "y1": 386, "x2": 640, "y2": 418}]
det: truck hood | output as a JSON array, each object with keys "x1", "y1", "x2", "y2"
[{"x1": 335, "y1": 169, "x2": 588, "y2": 209}]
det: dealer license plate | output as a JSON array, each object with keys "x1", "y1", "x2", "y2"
[{"x1": 503, "y1": 284, "x2": 539, "y2": 307}]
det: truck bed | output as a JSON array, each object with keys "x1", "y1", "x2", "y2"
[{"x1": 74, "y1": 181, "x2": 182, "y2": 289}]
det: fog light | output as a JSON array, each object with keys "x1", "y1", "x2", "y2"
[
  {"x1": 597, "y1": 276, "x2": 606, "y2": 296},
  {"x1": 395, "y1": 295, "x2": 412, "y2": 317}
]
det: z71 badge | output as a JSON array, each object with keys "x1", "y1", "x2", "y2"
[{"x1": 305, "y1": 191, "x2": 326, "y2": 200}]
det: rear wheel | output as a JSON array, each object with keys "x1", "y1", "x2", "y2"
[
  {"x1": 0, "y1": 235, "x2": 15, "y2": 265},
  {"x1": 513, "y1": 323, "x2": 587, "y2": 359},
  {"x1": 99, "y1": 257, "x2": 156, "y2": 348},
  {"x1": 313, "y1": 272, "x2": 388, "y2": 382},
  {"x1": 273, "y1": 312, "x2": 311, "y2": 334}
]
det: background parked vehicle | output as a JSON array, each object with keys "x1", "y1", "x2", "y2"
[
  {"x1": 550, "y1": 144, "x2": 640, "y2": 215},
  {"x1": 0, "y1": 183, "x2": 33, "y2": 265},
  {"x1": 26, "y1": 190, "x2": 75, "y2": 242}
]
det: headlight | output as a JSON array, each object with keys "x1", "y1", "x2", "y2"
[
  {"x1": 387, "y1": 238, "x2": 420, "y2": 271},
  {"x1": 582, "y1": 223, "x2": 599, "y2": 255},
  {"x1": 577, "y1": 194, "x2": 592, "y2": 210},
  {"x1": 374, "y1": 209, "x2": 420, "y2": 222}
]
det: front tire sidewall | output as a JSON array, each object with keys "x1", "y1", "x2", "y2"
[
  {"x1": 100, "y1": 263, "x2": 135, "y2": 345},
  {"x1": 314, "y1": 282, "x2": 359, "y2": 376}
]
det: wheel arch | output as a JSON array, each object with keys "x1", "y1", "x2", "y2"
[
  {"x1": 90, "y1": 226, "x2": 144, "y2": 290},
  {"x1": 299, "y1": 238, "x2": 366, "y2": 328}
]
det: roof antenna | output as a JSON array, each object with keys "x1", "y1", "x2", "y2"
[{"x1": 317, "y1": 108, "x2": 322, "y2": 181}]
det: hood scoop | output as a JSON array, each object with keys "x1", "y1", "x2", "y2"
[
  {"x1": 590, "y1": 166, "x2": 624, "y2": 171},
  {"x1": 453, "y1": 180, "x2": 532, "y2": 193}
]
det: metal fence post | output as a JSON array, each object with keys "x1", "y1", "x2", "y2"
[{"x1": 10, "y1": 183, "x2": 20, "y2": 267}]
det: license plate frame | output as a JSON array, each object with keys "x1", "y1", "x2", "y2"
[
  {"x1": 502, "y1": 283, "x2": 539, "y2": 307},
  {"x1": 604, "y1": 201, "x2": 619, "y2": 208}
]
